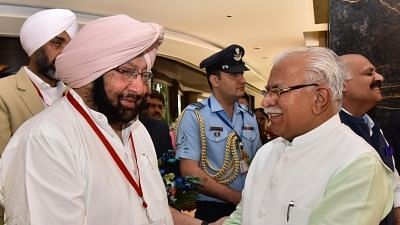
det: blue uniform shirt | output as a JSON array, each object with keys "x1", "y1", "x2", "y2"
[{"x1": 176, "y1": 95, "x2": 262, "y2": 203}]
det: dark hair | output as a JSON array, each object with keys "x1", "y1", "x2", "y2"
[
  {"x1": 254, "y1": 108, "x2": 267, "y2": 117},
  {"x1": 149, "y1": 91, "x2": 165, "y2": 105},
  {"x1": 207, "y1": 70, "x2": 221, "y2": 89}
]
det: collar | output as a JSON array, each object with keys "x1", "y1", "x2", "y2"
[
  {"x1": 24, "y1": 66, "x2": 66, "y2": 105},
  {"x1": 207, "y1": 95, "x2": 241, "y2": 115},
  {"x1": 287, "y1": 114, "x2": 341, "y2": 148},
  {"x1": 341, "y1": 108, "x2": 374, "y2": 135}
]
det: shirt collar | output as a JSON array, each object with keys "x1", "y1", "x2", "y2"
[
  {"x1": 24, "y1": 66, "x2": 66, "y2": 105},
  {"x1": 207, "y1": 95, "x2": 241, "y2": 115},
  {"x1": 287, "y1": 114, "x2": 341, "y2": 148},
  {"x1": 341, "y1": 107, "x2": 374, "y2": 134}
]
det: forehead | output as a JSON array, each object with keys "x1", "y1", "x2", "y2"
[
  {"x1": 344, "y1": 55, "x2": 374, "y2": 74},
  {"x1": 123, "y1": 55, "x2": 147, "y2": 69},
  {"x1": 149, "y1": 98, "x2": 163, "y2": 104},
  {"x1": 255, "y1": 110, "x2": 266, "y2": 117},
  {"x1": 268, "y1": 54, "x2": 308, "y2": 86}
]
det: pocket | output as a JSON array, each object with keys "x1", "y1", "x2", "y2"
[
  {"x1": 286, "y1": 206, "x2": 312, "y2": 225},
  {"x1": 206, "y1": 128, "x2": 228, "y2": 143},
  {"x1": 242, "y1": 129, "x2": 256, "y2": 142}
]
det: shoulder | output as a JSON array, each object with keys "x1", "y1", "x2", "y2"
[
  {"x1": 184, "y1": 102, "x2": 206, "y2": 112},
  {"x1": 0, "y1": 74, "x2": 18, "y2": 87}
]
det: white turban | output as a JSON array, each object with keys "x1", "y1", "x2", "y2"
[
  {"x1": 20, "y1": 9, "x2": 78, "y2": 56},
  {"x1": 56, "y1": 14, "x2": 164, "y2": 88}
]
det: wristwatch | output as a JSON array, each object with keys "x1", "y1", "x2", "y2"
[{"x1": 201, "y1": 221, "x2": 209, "y2": 225}]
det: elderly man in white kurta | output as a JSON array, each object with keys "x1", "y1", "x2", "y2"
[
  {"x1": 222, "y1": 47, "x2": 394, "y2": 225},
  {"x1": 0, "y1": 15, "x2": 219, "y2": 225}
]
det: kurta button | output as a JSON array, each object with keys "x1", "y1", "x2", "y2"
[
  {"x1": 269, "y1": 182, "x2": 274, "y2": 189},
  {"x1": 258, "y1": 210, "x2": 266, "y2": 217}
]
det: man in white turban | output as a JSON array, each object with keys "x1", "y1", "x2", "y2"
[
  {"x1": 0, "y1": 14, "x2": 223, "y2": 225},
  {"x1": 0, "y1": 8, "x2": 78, "y2": 154}
]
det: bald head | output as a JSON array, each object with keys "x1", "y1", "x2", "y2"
[
  {"x1": 339, "y1": 54, "x2": 371, "y2": 80},
  {"x1": 339, "y1": 54, "x2": 384, "y2": 115}
]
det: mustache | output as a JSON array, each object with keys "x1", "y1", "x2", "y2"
[
  {"x1": 121, "y1": 91, "x2": 140, "y2": 100},
  {"x1": 152, "y1": 111, "x2": 162, "y2": 116},
  {"x1": 264, "y1": 107, "x2": 282, "y2": 115},
  {"x1": 370, "y1": 80, "x2": 382, "y2": 89}
]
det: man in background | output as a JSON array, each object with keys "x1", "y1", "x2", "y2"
[
  {"x1": 339, "y1": 54, "x2": 400, "y2": 225},
  {"x1": 176, "y1": 44, "x2": 261, "y2": 223},
  {"x1": 140, "y1": 90, "x2": 173, "y2": 157},
  {"x1": 143, "y1": 90, "x2": 166, "y2": 120},
  {"x1": 0, "y1": 9, "x2": 78, "y2": 154},
  {"x1": 223, "y1": 47, "x2": 393, "y2": 225}
]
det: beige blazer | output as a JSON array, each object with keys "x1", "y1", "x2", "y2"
[{"x1": 0, "y1": 68, "x2": 44, "y2": 154}]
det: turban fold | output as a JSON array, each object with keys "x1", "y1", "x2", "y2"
[
  {"x1": 56, "y1": 14, "x2": 164, "y2": 88},
  {"x1": 20, "y1": 9, "x2": 78, "y2": 56}
]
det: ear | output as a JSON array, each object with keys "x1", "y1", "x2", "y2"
[
  {"x1": 342, "y1": 80, "x2": 348, "y2": 92},
  {"x1": 312, "y1": 87, "x2": 330, "y2": 115},
  {"x1": 209, "y1": 75, "x2": 219, "y2": 88}
]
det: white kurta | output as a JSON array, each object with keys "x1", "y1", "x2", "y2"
[
  {"x1": 224, "y1": 114, "x2": 394, "y2": 225},
  {"x1": 0, "y1": 90, "x2": 173, "y2": 225}
]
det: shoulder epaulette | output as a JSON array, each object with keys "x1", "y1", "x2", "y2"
[{"x1": 187, "y1": 102, "x2": 205, "y2": 110}]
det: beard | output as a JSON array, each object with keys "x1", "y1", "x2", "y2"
[
  {"x1": 92, "y1": 77, "x2": 147, "y2": 124},
  {"x1": 34, "y1": 47, "x2": 57, "y2": 80}
]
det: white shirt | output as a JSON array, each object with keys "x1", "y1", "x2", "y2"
[
  {"x1": 24, "y1": 66, "x2": 66, "y2": 107},
  {"x1": 0, "y1": 90, "x2": 173, "y2": 225},
  {"x1": 224, "y1": 114, "x2": 394, "y2": 225}
]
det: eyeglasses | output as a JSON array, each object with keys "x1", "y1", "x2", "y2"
[
  {"x1": 261, "y1": 83, "x2": 318, "y2": 98},
  {"x1": 114, "y1": 67, "x2": 153, "y2": 83}
]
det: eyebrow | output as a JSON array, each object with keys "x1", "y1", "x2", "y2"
[
  {"x1": 54, "y1": 36, "x2": 67, "y2": 41},
  {"x1": 362, "y1": 66, "x2": 375, "y2": 74},
  {"x1": 265, "y1": 84, "x2": 279, "y2": 89}
]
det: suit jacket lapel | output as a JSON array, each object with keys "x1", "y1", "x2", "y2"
[
  {"x1": 15, "y1": 68, "x2": 44, "y2": 115},
  {"x1": 339, "y1": 110, "x2": 372, "y2": 144}
]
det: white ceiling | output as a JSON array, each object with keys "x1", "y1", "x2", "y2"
[{"x1": 0, "y1": 0, "x2": 327, "y2": 91}]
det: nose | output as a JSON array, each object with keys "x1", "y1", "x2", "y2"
[
  {"x1": 127, "y1": 76, "x2": 146, "y2": 95},
  {"x1": 261, "y1": 94, "x2": 277, "y2": 108},
  {"x1": 374, "y1": 71, "x2": 384, "y2": 81},
  {"x1": 155, "y1": 106, "x2": 162, "y2": 113},
  {"x1": 238, "y1": 74, "x2": 246, "y2": 84}
]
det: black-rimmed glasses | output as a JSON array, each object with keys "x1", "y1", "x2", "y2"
[
  {"x1": 114, "y1": 67, "x2": 153, "y2": 83},
  {"x1": 261, "y1": 83, "x2": 318, "y2": 98}
]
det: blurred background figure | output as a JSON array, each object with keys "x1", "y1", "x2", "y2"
[
  {"x1": 254, "y1": 108, "x2": 277, "y2": 144},
  {"x1": 140, "y1": 90, "x2": 173, "y2": 157},
  {"x1": 143, "y1": 90, "x2": 165, "y2": 121},
  {"x1": 254, "y1": 108, "x2": 268, "y2": 144}
]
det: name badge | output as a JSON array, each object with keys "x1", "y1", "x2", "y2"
[
  {"x1": 210, "y1": 126, "x2": 223, "y2": 131},
  {"x1": 243, "y1": 126, "x2": 254, "y2": 130}
]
